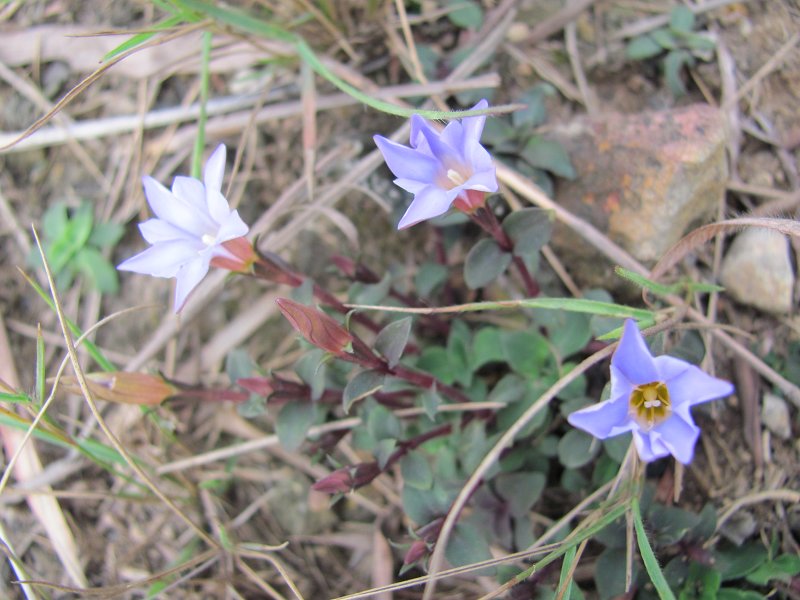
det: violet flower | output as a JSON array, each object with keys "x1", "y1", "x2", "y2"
[
  {"x1": 568, "y1": 320, "x2": 734, "y2": 464},
  {"x1": 373, "y1": 99, "x2": 498, "y2": 229},
  {"x1": 118, "y1": 144, "x2": 249, "y2": 312}
]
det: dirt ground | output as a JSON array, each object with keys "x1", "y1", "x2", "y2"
[{"x1": 0, "y1": 0, "x2": 798, "y2": 598}]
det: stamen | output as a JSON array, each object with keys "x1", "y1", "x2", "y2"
[
  {"x1": 629, "y1": 381, "x2": 671, "y2": 430},
  {"x1": 201, "y1": 233, "x2": 216, "y2": 246},
  {"x1": 446, "y1": 169, "x2": 466, "y2": 186}
]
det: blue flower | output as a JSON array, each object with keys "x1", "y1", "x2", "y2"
[
  {"x1": 568, "y1": 320, "x2": 734, "y2": 464},
  {"x1": 118, "y1": 144, "x2": 249, "y2": 312},
  {"x1": 373, "y1": 99, "x2": 498, "y2": 229}
]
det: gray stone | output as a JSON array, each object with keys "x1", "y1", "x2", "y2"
[
  {"x1": 547, "y1": 104, "x2": 728, "y2": 287},
  {"x1": 720, "y1": 228, "x2": 796, "y2": 314},
  {"x1": 761, "y1": 392, "x2": 792, "y2": 440}
]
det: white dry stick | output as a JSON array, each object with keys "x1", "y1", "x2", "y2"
[{"x1": 0, "y1": 313, "x2": 89, "y2": 590}]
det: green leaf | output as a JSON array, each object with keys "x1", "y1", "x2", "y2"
[
  {"x1": 471, "y1": 327, "x2": 505, "y2": 370},
  {"x1": 745, "y1": 554, "x2": 800, "y2": 585},
  {"x1": 717, "y1": 590, "x2": 765, "y2": 600},
  {"x1": 651, "y1": 28, "x2": 678, "y2": 50},
  {"x1": 367, "y1": 404, "x2": 402, "y2": 441},
  {"x1": 487, "y1": 374, "x2": 527, "y2": 405},
  {"x1": 464, "y1": 238, "x2": 512, "y2": 289},
  {"x1": 45, "y1": 203, "x2": 94, "y2": 273},
  {"x1": 521, "y1": 137, "x2": 576, "y2": 180},
  {"x1": 649, "y1": 504, "x2": 701, "y2": 546},
  {"x1": 401, "y1": 451, "x2": 433, "y2": 490},
  {"x1": 73, "y1": 247, "x2": 119, "y2": 293},
  {"x1": 495, "y1": 472, "x2": 546, "y2": 517},
  {"x1": 276, "y1": 401, "x2": 316, "y2": 451},
  {"x1": 626, "y1": 34, "x2": 663, "y2": 60},
  {"x1": 664, "y1": 49, "x2": 694, "y2": 96},
  {"x1": 513, "y1": 83, "x2": 555, "y2": 128},
  {"x1": 42, "y1": 202, "x2": 68, "y2": 240},
  {"x1": 669, "y1": 6, "x2": 695, "y2": 33},
  {"x1": 603, "y1": 433, "x2": 632, "y2": 463},
  {"x1": 295, "y1": 349, "x2": 327, "y2": 402},
  {"x1": 445, "y1": 522, "x2": 494, "y2": 574},
  {"x1": 680, "y1": 562, "x2": 721, "y2": 599},
  {"x1": 445, "y1": 0, "x2": 483, "y2": 30},
  {"x1": 375, "y1": 317, "x2": 412, "y2": 368},
  {"x1": 715, "y1": 543, "x2": 768, "y2": 582},
  {"x1": 225, "y1": 348, "x2": 256, "y2": 382},
  {"x1": 557, "y1": 429, "x2": 599, "y2": 468},
  {"x1": 535, "y1": 309, "x2": 590, "y2": 358},
  {"x1": 502, "y1": 330, "x2": 553, "y2": 377},
  {"x1": 502, "y1": 207, "x2": 553, "y2": 258},
  {"x1": 416, "y1": 347, "x2": 456, "y2": 385},
  {"x1": 421, "y1": 386, "x2": 442, "y2": 421},
  {"x1": 414, "y1": 261, "x2": 448, "y2": 297},
  {"x1": 89, "y1": 221, "x2": 124, "y2": 248},
  {"x1": 343, "y1": 369, "x2": 385, "y2": 413},
  {"x1": 594, "y1": 548, "x2": 638, "y2": 600},
  {"x1": 375, "y1": 438, "x2": 396, "y2": 469}
]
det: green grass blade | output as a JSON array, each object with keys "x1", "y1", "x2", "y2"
[
  {"x1": 191, "y1": 30, "x2": 213, "y2": 179},
  {"x1": 614, "y1": 267, "x2": 678, "y2": 297},
  {"x1": 556, "y1": 544, "x2": 577, "y2": 599},
  {"x1": 20, "y1": 271, "x2": 115, "y2": 372},
  {"x1": 35, "y1": 324, "x2": 45, "y2": 406},
  {"x1": 631, "y1": 497, "x2": 677, "y2": 600},
  {"x1": 506, "y1": 501, "x2": 628, "y2": 588},
  {"x1": 102, "y1": 14, "x2": 188, "y2": 61},
  {"x1": 0, "y1": 392, "x2": 32, "y2": 404},
  {"x1": 177, "y1": 0, "x2": 504, "y2": 120}
]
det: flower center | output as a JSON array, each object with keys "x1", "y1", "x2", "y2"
[
  {"x1": 201, "y1": 233, "x2": 216, "y2": 246},
  {"x1": 629, "y1": 381, "x2": 671, "y2": 430},
  {"x1": 446, "y1": 168, "x2": 466, "y2": 187}
]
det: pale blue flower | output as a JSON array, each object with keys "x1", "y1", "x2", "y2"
[
  {"x1": 568, "y1": 320, "x2": 734, "y2": 464},
  {"x1": 374, "y1": 99, "x2": 498, "y2": 229},
  {"x1": 118, "y1": 144, "x2": 249, "y2": 312}
]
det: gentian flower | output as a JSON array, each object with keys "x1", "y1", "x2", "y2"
[
  {"x1": 568, "y1": 320, "x2": 734, "y2": 464},
  {"x1": 118, "y1": 144, "x2": 250, "y2": 312},
  {"x1": 373, "y1": 99, "x2": 498, "y2": 229}
]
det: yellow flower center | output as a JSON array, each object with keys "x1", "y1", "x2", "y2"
[{"x1": 629, "y1": 381, "x2": 671, "y2": 430}]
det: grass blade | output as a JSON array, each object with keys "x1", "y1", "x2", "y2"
[{"x1": 631, "y1": 497, "x2": 677, "y2": 600}]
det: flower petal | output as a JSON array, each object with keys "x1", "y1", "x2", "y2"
[
  {"x1": 392, "y1": 178, "x2": 429, "y2": 194},
  {"x1": 461, "y1": 99, "x2": 488, "y2": 146},
  {"x1": 138, "y1": 218, "x2": 194, "y2": 244},
  {"x1": 206, "y1": 188, "x2": 233, "y2": 225},
  {"x1": 374, "y1": 135, "x2": 440, "y2": 183},
  {"x1": 632, "y1": 429, "x2": 671, "y2": 462},
  {"x1": 143, "y1": 177, "x2": 209, "y2": 234},
  {"x1": 652, "y1": 414, "x2": 700, "y2": 464},
  {"x1": 171, "y1": 176, "x2": 207, "y2": 212},
  {"x1": 611, "y1": 319, "x2": 659, "y2": 386},
  {"x1": 173, "y1": 256, "x2": 211, "y2": 312},
  {"x1": 440, "y1": 121, "x2": 465, "y2": 156},
  {"x1": 397, "y1": 186, "x2": 454, "y2": 229},
  {"x1": 656, "y1": 356, "x2": 734, "y2": 411},
  {"x1": 567, "y1": 394, "x2": 635, "y2": 439},
  {"x1": 204, "y1": 144, "x2": 226, "y2": 193},
  {"x1": 462, "y1": 169, "x2": 498, "y2": 194},
  {"x1": 215, "y1": 210, "x2": 249, "y2": 243},
  {"x1": 117, "y1": 240, "x2": 202, "y2": 278}
]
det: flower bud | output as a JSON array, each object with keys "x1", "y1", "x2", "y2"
[
  {"x1": 210, "y1": 236, "x2": 257, "y2": 273},
  {"x1": 403, "y1": 540, "x2": 430, "y2": 565},
  {"x1": 311, "y1": 468, "x2": 353, "y2": 494},
  {"x1": 62, "y1": 372, "x2": 178, "y2": 406},
  {"x1": 276, "y1": 298, "x2": 353, "y2": 357}
]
